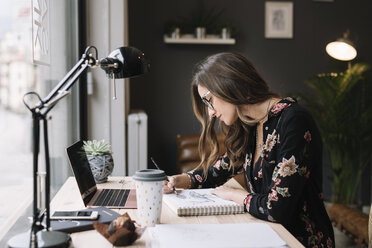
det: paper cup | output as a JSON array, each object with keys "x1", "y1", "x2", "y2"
[{"x1": 133, "y1": 169, "x2": 167, "y2": 227}]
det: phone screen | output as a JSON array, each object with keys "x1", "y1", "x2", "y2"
[
  {"x1": 52, "y1": 211, "x2": 92, "y2": 217},
  {"x1": 77, "y1": 211, "x2": 92, "y2": 216},
  {"x1": 51, "y1": 210, "x2": 99, "y2": 220}
]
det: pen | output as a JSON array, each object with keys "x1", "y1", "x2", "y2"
[{"x1": 150, "y1": 157, "x2": 178, "y2": 194}]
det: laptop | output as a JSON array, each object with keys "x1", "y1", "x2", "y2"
[{"x1": 66, "y1": 140, "x2": 137, "y2": 209}]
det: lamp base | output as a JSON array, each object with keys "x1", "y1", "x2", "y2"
[{"x1": 7, "y1": 230, "x2": 71, "y2": 248}]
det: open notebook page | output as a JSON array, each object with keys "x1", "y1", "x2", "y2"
[{"x1": 148, "y1": 223, "x2": 287, "y2": 248}]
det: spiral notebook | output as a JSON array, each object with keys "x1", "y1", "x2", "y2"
[{"x1": 163, "y1": 188, "x2": 244, "y2": 216}]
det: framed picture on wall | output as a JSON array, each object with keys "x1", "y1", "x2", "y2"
[{"x1": 265, "y1": 1, "x2": 293, "y2": 39}]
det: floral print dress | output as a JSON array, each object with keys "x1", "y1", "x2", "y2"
[{"x1": 188, "y1": 98, "x2": 335, "y2": 248}]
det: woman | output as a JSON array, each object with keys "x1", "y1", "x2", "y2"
[{"x1": 164, "y1": 52, "x2": 334, "y2": 247}]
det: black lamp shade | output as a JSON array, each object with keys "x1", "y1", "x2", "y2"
[{"x1": 100, "y1": 46, "x2": 150, "y2": 78}]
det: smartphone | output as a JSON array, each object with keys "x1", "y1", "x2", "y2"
[{"x1": 50, "y1": 210, "x2": 99, "y2": 220}]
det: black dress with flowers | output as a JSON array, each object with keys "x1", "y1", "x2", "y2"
[{"x1": 187, "y1": 98, "x2": 335, "y2": 248}]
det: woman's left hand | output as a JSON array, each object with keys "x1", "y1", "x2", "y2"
[{"x1": 211, "y1": 185, "x2": 248, "y2": 205}]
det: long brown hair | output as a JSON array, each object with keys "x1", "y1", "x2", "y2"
[{"x1": 191, "y1": 52, "x2": 280, "y2": 175}]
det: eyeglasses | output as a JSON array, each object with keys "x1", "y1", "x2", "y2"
[{"x1": 201, "y1": 91, "x2": 214, "y2": 110}]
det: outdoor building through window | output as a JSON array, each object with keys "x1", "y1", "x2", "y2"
[
  {"x1": 0, "y1": 0, "x2": 80, "y2": 243},
  {"x1": 0, "y1": 0, "x2": 35, "y2": 240}
]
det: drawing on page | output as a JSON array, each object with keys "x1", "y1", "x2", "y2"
[{"x1": 175, "y1": 190, "x2": 216, "y2": 204}]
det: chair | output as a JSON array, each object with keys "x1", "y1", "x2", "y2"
[
  {"x1": 369, "y1": 204, "x2": 372, "y2": 247},
  {"x1": 328, "y1": 203, "x2": 369, "y2": 247},
  {"x1": 176, "y1": 133, "x2": 245, "y2": 188}
]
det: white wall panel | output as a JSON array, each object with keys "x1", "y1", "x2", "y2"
[{"x1": 86, "y1": 0, "x2": 128, "y2": 176}]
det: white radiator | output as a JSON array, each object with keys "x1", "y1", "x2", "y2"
[{"x1": 128, "y1": 111, "x2": 148, "y2": 176}]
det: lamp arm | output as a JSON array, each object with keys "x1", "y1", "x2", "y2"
[
  {"x1": 43, "y1": 91, "x2": 71, "y2": 109},
  {"x1": 37, "y1": 46, "x2": 98, "y2": 112},
  {"x1": 41, "y1": 62, "x2": 90, "y2": 116},
  {"x1": 40, "y1": 57, "x2": 86, "y2": 109}
]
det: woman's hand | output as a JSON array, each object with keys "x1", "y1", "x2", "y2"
[
  {"x1": 211, "y1": 185, "x2": 248, "y2": 204},
  {"x1": 163, "y1": 174, "x2": 193, "y2": 194},
  {"x1": 163, "y1": 176, "x2": 176, "y2": 194}
]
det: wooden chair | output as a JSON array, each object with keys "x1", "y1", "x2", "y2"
[
  {"x1": 176, "y1": 133, "x2": 245, "y2": 188},
  {"x1": 369, "y1": 204, "x2": 372, "y2": 247},
  {"x1": 328, "y1": 203, "x2": 369, "y2": 247}
]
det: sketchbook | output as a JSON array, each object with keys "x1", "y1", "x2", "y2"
[{"x1": 163, "y1": 188, "x2": 244, "y2": 216}]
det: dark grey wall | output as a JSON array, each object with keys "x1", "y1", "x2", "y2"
[{"x1": 128, "y1": 0, "x2": 372, "y2": 201}]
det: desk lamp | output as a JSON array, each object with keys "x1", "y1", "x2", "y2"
[
  {"x1": 7, "y1": 46, "x2": 149, "y2": 248},
  {"x1": 326, "y1": 30, "x2": 357, "y2": 64}
]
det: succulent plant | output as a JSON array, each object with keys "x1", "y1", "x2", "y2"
[{"x1": 83, "y1": 140, "x2": 112, "y2": 156}]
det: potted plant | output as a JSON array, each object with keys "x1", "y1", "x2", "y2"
[
  {"x1": 164, "y1": 3, "x2": 237, "y2": 38},
  {"x1": 298, "y1": 63, "x2": 372, "y2": 245},
  {"x1": 164, "y1": 20, "x2": 182, "y2": 38},
  {"x1": 300, "y1": 63, "x2": 372, "y2": 204},
  {"x1": 83, "y1": 140, "x2": 114, "y2": 183}
]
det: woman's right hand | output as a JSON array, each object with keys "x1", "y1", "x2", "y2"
[{"x1": 163, "y1": 176, "x2": 176, "y2": 194}]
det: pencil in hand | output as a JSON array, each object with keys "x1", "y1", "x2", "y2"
[
  {"x1": 150, "y1": 157, "x2": 178, "y2": 194},
  {"x1": 165, "y1": 176, "x2": 178, "y2": 195}
]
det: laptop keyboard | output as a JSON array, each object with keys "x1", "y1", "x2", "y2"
[{"x1": 93, "y1": 189, "x2": 130, "y2": 207}]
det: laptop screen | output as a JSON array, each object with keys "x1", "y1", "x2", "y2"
[{"x1": 66, "y1": 140, "x2": 97, "y2": 205}]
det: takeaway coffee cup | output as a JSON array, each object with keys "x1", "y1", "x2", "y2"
[{"x1": 133, "y1": 169, "x2": 167, "y2": 227}]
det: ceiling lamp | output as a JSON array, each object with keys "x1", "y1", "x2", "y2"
[{"x1": 326, "y1": 30, "x2": 357, "y2": 61}]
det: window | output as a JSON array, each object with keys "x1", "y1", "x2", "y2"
[{"x1": 0, "y1": 0, "x2": 80, "y2": 243}]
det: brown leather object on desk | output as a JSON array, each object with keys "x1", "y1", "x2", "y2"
[{"x1": 176, "y1": 133, "x2": 245, "y2": 188}]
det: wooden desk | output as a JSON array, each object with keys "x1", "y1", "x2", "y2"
[{"x1": 51, "y1": 177, "x2": 304, "y2": 248}]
